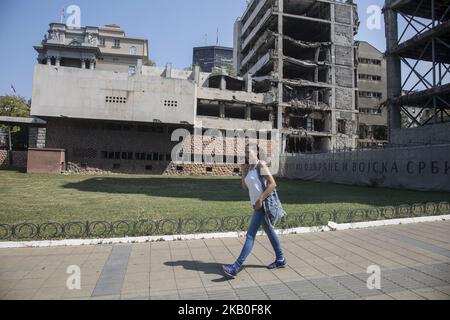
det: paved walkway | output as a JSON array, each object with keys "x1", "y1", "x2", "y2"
[{"x1": 1, "y1": 221, "x2": 450, "y2": 300}]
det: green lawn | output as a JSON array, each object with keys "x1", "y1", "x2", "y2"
[{"x1": 0, "y1": 169, "x2": 449, "y2": 225}]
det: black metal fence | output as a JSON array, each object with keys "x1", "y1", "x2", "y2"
[{"x1": 0, "y1": 202, "x2": 449, "y2": 241}]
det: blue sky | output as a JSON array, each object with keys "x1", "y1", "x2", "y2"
[{"x1": 0, "y1": 0, "x2": 386, "y2": 99}]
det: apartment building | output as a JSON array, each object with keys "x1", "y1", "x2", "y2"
[
  {"x1": 356, "y1": 41, "x2": 388, "y2": 148},
  {"x1": 233, "y1": 0, "x2": 359, "y2": 154}
]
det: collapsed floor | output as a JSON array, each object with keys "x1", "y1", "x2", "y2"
[{"x1": 236, "y1": 0, "x2": 359, "y2": 153}]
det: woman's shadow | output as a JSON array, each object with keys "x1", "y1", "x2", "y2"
[{"x1": 164, "y1": 260, "x2": 267, "y2": 282}]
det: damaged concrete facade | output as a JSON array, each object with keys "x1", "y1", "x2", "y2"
[
  {"x1": 356, "y1": 41, "x2": 388, "y2": 148},
  {"x1": 29, "y1": 24, "x2": 276, "y2": 175},
  {"x1": 233, "y1": 0, "x2": 359, "y2": 154}
]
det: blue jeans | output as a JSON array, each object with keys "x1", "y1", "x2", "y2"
[{"x1": 235, "y1": 207, "x2": 285, "y2": 267}]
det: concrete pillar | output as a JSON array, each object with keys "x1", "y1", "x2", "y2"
[
  {"x1": 46, "y1": 57, "x2": 52, "y2": 66},
  {"x1": 220, "y1": 76, "x2": 227, "y2": 90},
  {"x1": 81, "y1": 59, "x2": 86, "y2": 69},
  {"x1": 165, "y1": 63, "x2": 172, "y2": 78},
  {"x1": 269, "y1": 110, "x2": 275, "y2": 123},
  {"x1": 385, "y1": 0, "x2": 402, "y2": 138},
  {"x1": 314, "y1": 47, "x2": 320, "y2": 62},
  {"x1": 330, "y1": 2, "x2": 337, "y2": 149},
  {"x1": 220, "y1": 104, "x2": 226, "y2": 118},
  {"x1": 233, "y1": 18, "x2": 242, "y2": 76},
  {"x1": 89, "y1": 59, "x2": 95, "y2": 70},
  {"x1": 137, "y1": 59, "x2": 142, "y2": 74},
  {"x1": 193, "y1": 65, "x2": 201, "y2": 84},
  {"x1": 55, "y1": 57, "x2": 61, "y2": 67},
  {"x1": 246, "y1": 105, "x2": 252, "y2": 121},
  {"x1": 245, "y1": 73, "x2": 253, "y2": 92},
  {"x1": 276, "y1": 0, "x2": 284, "y2": 159}
]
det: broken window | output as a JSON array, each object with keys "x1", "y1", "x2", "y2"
[
  {"x1": 338, "y1": 120, "x2": 347, "y2": 134},
  {"x1": 287, "y1": 113, "x2": 307, "y2": 129},
  {"x1": 359, "y1": 125, "x2": 368, "y2": 139},
  {"x1": 226, "y1": 78, "x2": 245, "y2": 91},
  {"x1": 313, "y1": 119, "x2": 325, "y2": 132},
  {"x1": 283, "y1": 85, "x2": 331, "y2": 108},
  {"x1": 284, "y1": 109, "x2": 329, "y2": 133},
  {"x1": 373, "y1": 126, "x2": 387, "y2": 141},
  {"x1": 283, "y1": 17, "x2": 331, "y2": 43},
  {"x1": 252, "y1": 107, "x2": 271, "y2": 121},
  {"x1": 283, "y1": 0, "x2": 331, "y2": 19},
  {"x1": 225, "y1": 105, "x2": 246, "y2": 119},
  {"x1": 197, "y1": 102, "x2": 221, "y2": 117},
  {"x1": 285, "y1": 136, "x2": 313, "y2": 154}
]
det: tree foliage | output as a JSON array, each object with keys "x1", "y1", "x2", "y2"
[
  {"x1": 0, "y1": 95, "x2": 30, "y2": 150},
  {"x1": 144, "y1": 59, "x2": 156, "y2": 67},
  {"x1": 226, "y1": 64, "x2": 235, "y2": 76},
  {"x1": 0, "y1": 95, "x2": 30, "y2": 118}
]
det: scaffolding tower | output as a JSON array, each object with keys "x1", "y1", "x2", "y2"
[{"x1": 384, "y1": 0, "x2": 450, "y2": 136}]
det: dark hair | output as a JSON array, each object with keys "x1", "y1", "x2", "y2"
[{"x1": 245, "y1": 143, "x2": 267, "y2": 164}]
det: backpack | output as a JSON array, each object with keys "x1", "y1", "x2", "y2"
[{"x1": 255, "y1": 162, "x2": 287, "y2": 227}]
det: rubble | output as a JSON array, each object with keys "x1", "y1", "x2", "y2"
[{"x1": 234, "y1": 0, "x2": 358, "y2": 154}]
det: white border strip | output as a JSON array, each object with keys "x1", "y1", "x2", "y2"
[
  {"x1": 0, "y1": 215, "x2": 449, "y2": 249},
  {"x1": 327, "y1": 215, "x2": 450, "y2": 231}
]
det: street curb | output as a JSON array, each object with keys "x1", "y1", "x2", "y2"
[
  {"x1": 0, "y1": 215, "x2": 449, "y2": 249},
  {"x1": 327, "y1": 215, "x2": 450, "y2": 231}
]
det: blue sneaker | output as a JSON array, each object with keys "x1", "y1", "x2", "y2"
[
  {"x1": 268, "y1": 258, "x2": 287, "y2": 270},
  {"x1": 222, "y1": 263, "x2": 241, "y2": 279}
]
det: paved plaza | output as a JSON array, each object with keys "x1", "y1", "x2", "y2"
[{"x1": 0, "y1": 220, "x2": 449, "y2": 300}]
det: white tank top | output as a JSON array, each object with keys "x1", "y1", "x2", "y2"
[{"x1": 244, "y1": 166, "x2": 265, "y2": 206}]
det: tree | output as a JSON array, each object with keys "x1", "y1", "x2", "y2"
[
  {"x1": 0, "y1": 95, "x2": 30, "y2": 150},
  {"x1": 144, "y1": 59, "x2": 156, "y2": 67},
  {"x1": 0, "y1": 95, "x2": 30, "y2": 118},
  {"x1": 226, "y1": 64, "x2": 235, "y2": 76}
]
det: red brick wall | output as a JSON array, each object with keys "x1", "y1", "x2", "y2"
[
  {"x1": 45, "y1": 119, "x2": 272, "y2": 176},
  {"x1": 27, "y1": 149, "x2": 64, "y2": 174},
  {"x1": 0, "y1": 150, "x2": 8, "y2": 167}
]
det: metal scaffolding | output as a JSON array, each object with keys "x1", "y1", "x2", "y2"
[{"x1": 384, "y1": 0, "x2": 450, "y2": 133}]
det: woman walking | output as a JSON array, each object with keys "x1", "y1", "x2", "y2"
[{"x1": 222, "y1": 146, "x2": 287, "y2": 279}]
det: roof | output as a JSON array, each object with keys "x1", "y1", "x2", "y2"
[
  {"x1": 356, "y1": 41, "x2": 384, "y2": 54},
  {"x1": 0, "y1": 116, "x2": 47, "y2": 126},
  {"x1": 103, "y1": 24, "x2": 121, "y2": 29},
  {"x1": 193, "y1": 46, "x2": 233, "y2": 51}
]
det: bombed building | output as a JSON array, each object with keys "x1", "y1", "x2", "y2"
[
  {"x1": 233, "y1": 0, "x2": 359, "y2": 154},
  {"x1": 22, "y1": 22, "x2": 278, "y2": 175},
  {"x1": 279, "y1": 0, "x2": 450, "y2": 193},
  {"x1": 2, "y1": 1, "x2": 362, "y2": 175}
]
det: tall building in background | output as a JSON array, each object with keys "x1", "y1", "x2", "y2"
[
  {"x1": 233, "y1": 0, "x2": 359, "y2": 154},
  {"x1": 193, "y1": 46, "x2": 233, "y2": 73},
  {"x1": 356, "y1": 41, "x2": 388, "y2": 148}
]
